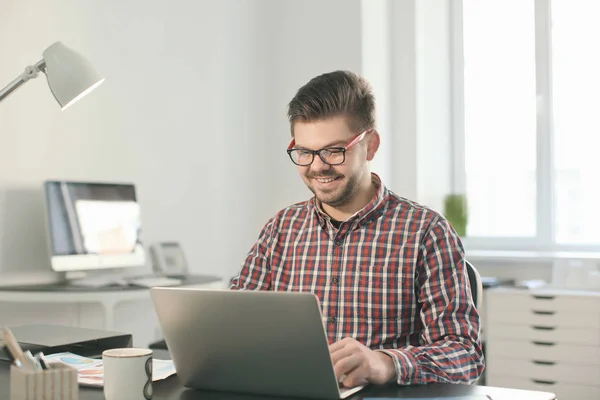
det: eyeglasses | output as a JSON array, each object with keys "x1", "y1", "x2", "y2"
[{"x1": 286, "y1": 130, "x2": 369, "y2": 166}]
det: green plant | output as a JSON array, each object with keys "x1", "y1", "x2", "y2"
[{"x1": 444, "y1": 194, "x2": 468, "y2": 237}]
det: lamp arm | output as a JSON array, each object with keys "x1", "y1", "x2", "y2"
[{"x1": 0, "y1": 59, "x2": 47, "y2": 103}]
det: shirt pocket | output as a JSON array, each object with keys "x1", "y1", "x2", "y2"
[{"x1": 354, "y1": 265, "x2": 401, "y2": 321}]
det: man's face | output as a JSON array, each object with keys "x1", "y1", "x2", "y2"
[{"x1": 292, "y1": 116, "x2": 370, "y2": 208}]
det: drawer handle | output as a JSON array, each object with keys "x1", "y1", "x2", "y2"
[
  {"x1": 532, "y1": 341, "x2": 556, "y2": 346},
  {"x1": 533, "y1": 295, "x2": 555, "y2": 300},
  {"x1": 532, "y1": 379, "x2": 556, "y2": 385},
  {"x1": 532, "y1": 325, "x2": 555, "y2": 331},
  {"x1": 533, "y1": 360, "x2": 556, "y2": 366},
  {"x1": 532, "y1": 310, "x2": 555, "y2": 316}
]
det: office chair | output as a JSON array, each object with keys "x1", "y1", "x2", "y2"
[
  {"x1": 465, "y1": 259, "x2": 483, "y2": 309},
  {"x1": 465, "y1": 260, "x2": 486, "y2": 385}
]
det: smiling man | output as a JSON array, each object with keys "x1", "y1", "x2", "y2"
[{"x1": 229, "y1": 70, "x2": 484, "y2": 387}]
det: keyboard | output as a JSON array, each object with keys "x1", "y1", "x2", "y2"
[
  {"x1": 339, "y1": 384, "x2": 365, "y2": 398},
  {"x1": 149, "y1": 339, "x2": 168, "y2": 350},
  {"x1": 126, "y1": 276, "x2": 183, "y2": 288}
]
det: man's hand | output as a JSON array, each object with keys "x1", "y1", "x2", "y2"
[{"x1": 329, "y1": 337, "x2": 396, "y2": 388}]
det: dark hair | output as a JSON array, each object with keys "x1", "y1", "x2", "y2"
[{"x1": 287, "y1": 70, "x2": 375, "y2": 135}]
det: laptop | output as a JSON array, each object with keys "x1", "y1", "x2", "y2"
[{"x1": 149, "y1": 288, "x2": 366, "y2": 399}]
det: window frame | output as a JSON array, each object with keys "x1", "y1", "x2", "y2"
[{"x1": 451, "y1": 0, "x2": 600, "y2": 253}]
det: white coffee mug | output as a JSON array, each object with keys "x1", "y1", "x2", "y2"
[{"x1": 103, "y1": 348, "x2": 153, "y2": 400}]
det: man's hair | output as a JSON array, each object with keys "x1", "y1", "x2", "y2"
[{"x1": 287, "y1": 70, "x2": 376, "y2": 135}]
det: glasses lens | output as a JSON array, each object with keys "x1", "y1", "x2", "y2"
[
  {"x1": 320, "y1": 149, "x2": 345, "y2": 165},
  {"x1": 290, "y1": 149, "x2": 313, "y2": 166}
]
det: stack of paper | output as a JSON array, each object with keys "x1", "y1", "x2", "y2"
[{"x1": 43, "y1": 352, "x2": 176, "y2": 387}]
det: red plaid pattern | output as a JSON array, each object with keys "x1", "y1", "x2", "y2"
[{"x1": 230, "y1": 174, "x2": 484, "y2": 384}]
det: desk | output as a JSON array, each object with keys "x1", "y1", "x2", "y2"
[
  {"x1": 0, "y1": 350, "x2": 556, "y2": 400},
  {"x1": 0, "y1": 275, "x2": 225, "y2": 346}
]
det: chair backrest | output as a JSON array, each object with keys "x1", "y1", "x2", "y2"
[{"x1": 465, "y1": 260, "x2": 483, "y2": 309}]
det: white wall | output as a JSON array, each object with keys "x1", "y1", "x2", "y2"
[
  {"x1": 387, "y1": 0, "x2": 453, "y2": 214},
  {"x1": 0, "y1": 0, "x2": 263, "y2": 284},
  {"x1": 358, "y1": 0, "x2": 454, "y2": 214},
  {"x1": 252, "y1": 0, "x2": 364, "y2": 212},
  {"x1": 361, "y1": 0, "x2": 393, "y2": 186},
  {"x1": 415, "y1": 0, "x2": 453, "y2": 213}
]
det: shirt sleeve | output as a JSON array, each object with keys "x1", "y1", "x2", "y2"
[
  {"x1": 229, "y1": 217, "x2": 275, "y2": 290},
  {"x1": 376, "y1": 216, "x2": 485, "y2": 384}
]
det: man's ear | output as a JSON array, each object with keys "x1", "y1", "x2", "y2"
[{"x1": 366, "y1": 130, "x2": 380, "y2": 161}]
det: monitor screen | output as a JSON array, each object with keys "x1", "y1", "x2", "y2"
[{"x1": 43, "y1": 180, "x2": 146, "y2": 272}]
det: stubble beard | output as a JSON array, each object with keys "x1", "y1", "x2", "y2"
[{"x1": 306, "y1": 171, "x2": 361, "y2": 208}]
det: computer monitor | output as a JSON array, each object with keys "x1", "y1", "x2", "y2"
[{"x1": 43, "y1": 180, "x2": 146, "y2": 273}]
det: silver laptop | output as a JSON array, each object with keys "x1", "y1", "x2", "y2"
[{"x1": 150, "y1": 288, "x2": 365, "y2": 399}]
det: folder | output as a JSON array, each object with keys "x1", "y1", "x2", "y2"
[{"x1": 0, "y1": 324, "x2": 132, "y2": 360}]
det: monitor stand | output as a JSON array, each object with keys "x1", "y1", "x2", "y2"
[{"x1": 63, "y1": 270, "x2": 129, "y2": 288}]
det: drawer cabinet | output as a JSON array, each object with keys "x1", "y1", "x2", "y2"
[
  {"x1": 487, "y1": 339, "x2": 600, "y2": 365},
  {"x1": 490, "y1": 376, "x2": 600, "y2": 400},
  {"x1": 489, "y1": 359, "x2": 600, "y2": 386},
  {"x1": 485, "y1": 288, "x2": 600, "y2": 400}
]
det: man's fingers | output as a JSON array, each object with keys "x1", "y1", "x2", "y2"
[
  {"x1": 329, "y1": 337, "x2": 352, "y2": 353},
  {"x1": 333, "y1": 353, "x2": 361, "y2": 382},
  {"x1": 330, "y1": 337, "x2": 372, "y2": 385},
  {"x1": 330, "y1": 338, "x2": 361, "y2": 359},
  {"x1": 330, "y1": 345, "x2": 354, "y2": 365},
  {"x1": 329, "y1": 341, "x2": 345, "y2": 353},
  {"x1": 342, "y1": 368, "x2": 369, "y2": 388}
]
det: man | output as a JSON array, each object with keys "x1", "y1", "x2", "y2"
[{"x1": 229, "y1": 70, "x2": 484, "y2": 387}]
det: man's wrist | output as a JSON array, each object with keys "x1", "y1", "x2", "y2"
[{"x1": 375, "y1": 351, "x2": 397, "y2": 383}]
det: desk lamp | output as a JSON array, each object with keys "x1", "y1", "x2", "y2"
[{"x1": 0, "y1": 41, "x2": 104, "y2": 109}]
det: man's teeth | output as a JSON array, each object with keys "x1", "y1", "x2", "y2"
[{"x1": 316, "y1": 177, "x2": 336, "y2": 183}]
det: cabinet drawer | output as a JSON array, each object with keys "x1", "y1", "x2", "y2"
[
  {"x1": 487, "y1": 358, "x2": 600, "y2": 386},
  {"x1": 487, "y1": 339, "x2": 600, "y2": 366},
  {"x1": 488, "y1": 374, "x2": 600, "y2": 400},
  {"x1": 487, "y1": 289, "x2": 600, "y2": 315},
  {"x1": 487, "y1": 325, "x2": 600, "y2": 346},
  {"x1": 487, "y1": 307, "x2": 600, "y2": 330}
]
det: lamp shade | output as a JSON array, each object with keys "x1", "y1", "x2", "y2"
[{"x1": 42, "y1": 42, "x2": 105, "y2": 110}]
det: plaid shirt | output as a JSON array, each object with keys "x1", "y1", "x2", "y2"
[{"x1": 230, "y1": 174, "x2": 484, "y2": 384}]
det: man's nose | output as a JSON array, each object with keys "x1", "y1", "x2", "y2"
[{"x1": 310, "y1": 154, "x2": 332, "y2": 173}]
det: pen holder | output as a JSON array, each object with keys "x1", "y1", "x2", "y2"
[{"x1": 10, "y1": 363, "x2": 78, "y2": 400}]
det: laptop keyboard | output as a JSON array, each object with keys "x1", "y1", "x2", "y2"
[{"x1": 339, "y1": 383, "x2": 366, "y2": 399}]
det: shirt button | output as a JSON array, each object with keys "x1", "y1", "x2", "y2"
[
  {"x1": 331, "y1": 277, "x2": 339, "y2": 284},
  {"x1": 329, "y1": 316, "x2": 337, "y2": 324},
  {"x1": 334, "y1": 240, "x2": 342, "y2": 246}
]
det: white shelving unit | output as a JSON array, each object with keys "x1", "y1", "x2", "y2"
[
  {"x1": 485, "y1": 287, "x2": 600, "y2": 400},
  {"x1": 0, "y1": 277, "x2": 225, "y2": 347}
]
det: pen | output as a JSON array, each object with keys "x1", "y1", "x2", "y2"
[
  {"x1": 2, "y1": 328, "x2": 27, "y2": 368},
  {"x1": 25, "y1": 351, "x2": 43, "y2": 371},
  {"x1": 35, "y1": 352, "x2": 49, "y2": 370},
  {"x1": 2, "y1": 345, "x2": 23, "y2": 368},
  {"x1": 1, "y1": 327, "x2": 35, "y2": 371}
]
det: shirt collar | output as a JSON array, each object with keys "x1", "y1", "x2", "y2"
[{"x1": 308, "y1": 173, "x2": 388, "y2": 229}]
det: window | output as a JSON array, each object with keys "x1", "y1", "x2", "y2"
[
  {"x1": 456, "y1": 0, "x2": 600, "y2": 250},
  {"x1": 551, "y1": 0, "x2": 600, "y2": 245}
]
